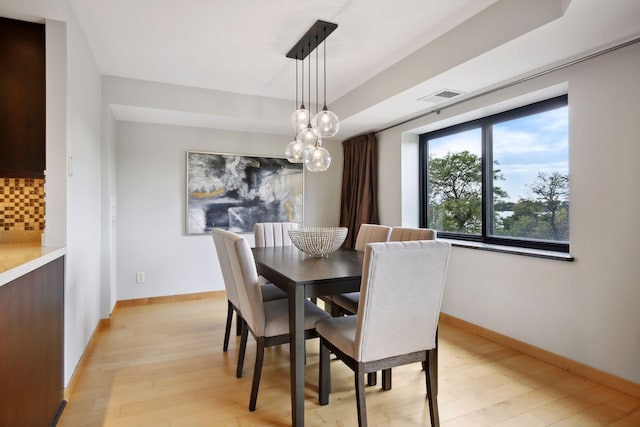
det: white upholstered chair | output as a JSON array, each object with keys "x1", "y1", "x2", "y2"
[
  {"x1": 334, "y1": 226, "x2": 435, "y2": 315},
  {"x1": 253, "y1": 222, "x2": 297, "y2": 301},
  {"x1": 212, "y1": 228, "x2": 287, "y2": 359},
  {"x1": 254, "y1": 222, "x2": 298, "y2": 247},
  {"x1": 317, "y1": 241, "x2": 451, "y2": 427},
  {"x1": 213, "y1": 228, "x2": 330, "y2": 411}
]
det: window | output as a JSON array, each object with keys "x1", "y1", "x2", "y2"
[{"x1": 420, "y1": 95, "x2": 569, "y2": 252}]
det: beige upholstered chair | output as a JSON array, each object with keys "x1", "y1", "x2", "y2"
[
  {"x1": 317, "y1": 241, "x2": 451, "y2": 427},
  {"x1": 212, "y1": 229, "x2": 244, "y2": 355},
  {"x1": 253, "y1": 222, "x2": 297, "y2": 302},
  {"x1": 213, "y1": 228, "x2": 330, "y2": 411},
  {"x1": 334, "y1": 226, "x2": 435, "y2": 315},
  {"x1": 390, "y1": 226, "x2": 436, "y2": 241},
  {"x1": 254, "y1": 222, "x2": 298, "y2": 247},
  {"x1": 321, "y1": 224, "x2": 391, "y2": 316},
  {"x1": 212, "y1": 229, "x2": 287, "y2": 357},
  {"x1": 353, "y1": 224, "x2": 393, "y2": 251}
]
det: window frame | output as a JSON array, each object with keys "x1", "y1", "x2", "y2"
[{"x1": 419, "y1": 95, "x2": 569, "y2": 253}]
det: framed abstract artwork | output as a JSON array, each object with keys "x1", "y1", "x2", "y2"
[{"x1": 186, "y1": 151, "x2": 303, "y2": 234}]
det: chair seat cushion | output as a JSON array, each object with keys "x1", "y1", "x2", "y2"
[
  {"x1": 332, "y1": 292, "x2": 359, "y2": 314},
  {"x1": 263, "y1": 299, "x2": 331, "y2": 337},
  {"x1": 316, "y1": 315, "x2": 357, "y2": 359},
  {"x1": 261, "y1": 282, "x2": 287, "y2": 302}
]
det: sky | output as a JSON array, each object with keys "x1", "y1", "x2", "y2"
[{"x1": 428, "y1": 106, "x2": 569, "y2": 202}]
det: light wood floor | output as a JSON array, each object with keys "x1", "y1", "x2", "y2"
[{"x1": 58, "y1": 294, "x2": 640, "y2": 427}]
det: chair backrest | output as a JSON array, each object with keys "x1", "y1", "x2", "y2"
[
  {"x1": 212, "y1": 228, "x2": 266, "y2": 336},
  {"x1": 355, "y1": 240, "x2": 451, "y2": 362},
  {"x1": 353, "y1": 224, "x2": 392, "y2": 251},
  {"x1": 212, "y1": 229, "x2": 241, "y2": 308},
  {"x1": 390, "y1": 227, "x2": 436, "y2": 241},
  {"x1": 254, "y1": 222, "x2": 299, "y2": 247}
]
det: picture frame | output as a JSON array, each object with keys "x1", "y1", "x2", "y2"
[{"x1": 186, "y1": 151, "x2": 303, "y2": 234}]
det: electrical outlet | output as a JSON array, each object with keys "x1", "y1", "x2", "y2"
[{"x1": 136, "y1": 272, "x2": 145, "y2": 284}]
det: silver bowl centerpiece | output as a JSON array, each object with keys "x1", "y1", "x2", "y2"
[{"x1": 288, "y1": 227, "x2": 348, "y2": 257}]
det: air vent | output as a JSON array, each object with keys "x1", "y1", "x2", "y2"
[{"x1": 418, "y1": 89, "x2": 464, "y2": 105}]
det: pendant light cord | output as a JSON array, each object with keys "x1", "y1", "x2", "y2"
[{"x1": 323, "y1": 27, "x2": 328, "y2": 110}]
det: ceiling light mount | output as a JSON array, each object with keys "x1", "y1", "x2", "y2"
[{"x1": 286, "y1": 20, "x2": 338, "y2": 60}]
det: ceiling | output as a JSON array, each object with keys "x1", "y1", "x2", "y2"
[{"x1": 2, "y1": 0, "x2": 640, "y2": 139}]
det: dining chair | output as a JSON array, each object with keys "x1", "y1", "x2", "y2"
[
  {"x1": 253, "y1": 222, "x2": 297, "y2": 302},
  {"x1": 254, "y1": 221, "x2": 298, "y2": 247},
  {"x1": 213, "y1": 228, "x2": 331, "y2": 411},
  {"x1": 321, "y1": 224, "x2": 392, "y2": 316},
  {"x1": 334, "y1": 226, "x2": 435, "y2": 315},
  {"x1": 317, "y1": 240, "x2": 451, "y2": 427},
  {"x1": 212, "y1": 228, "x2": 288, "y2": 356},
  {"x1": 389, "y1": 226, "x2": 436, "y2": 241}
]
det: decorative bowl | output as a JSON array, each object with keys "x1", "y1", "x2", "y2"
[{"x1": 288, "y1": 227, "x2": 348, "y2": 257}]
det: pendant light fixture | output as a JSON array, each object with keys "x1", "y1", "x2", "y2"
[
  {"x1": 295, "y1": 41, "x2": 320, "y2": 151},
  {"x1": 285, "y1": 56, "x2": 305, "y2": 163},
  {"x1": 304, "y1": 38, "x2": 331, "y2": 172},
  {"x1": 285, "y1": 20, "x2": 338, "y2": 172},
  {"x1": 312, "y1": 26, "x2": 340, "y2": 138}
]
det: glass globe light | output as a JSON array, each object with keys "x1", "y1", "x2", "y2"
[
  {"x1": 285, "y1": 138, "x2": 304, "y2": 163},
  {"x1": 304, "y1": 145, "x2": 331, "y2": 172},
  {"x1": 290, "y1": 107, "x2": 309, "y2": 133},
  {"x1": 312, "y1": 108, "x2": 340, "y2": 137},
  {"x1": 296, "y1": 125, "x2": 319, "y2": 148}
]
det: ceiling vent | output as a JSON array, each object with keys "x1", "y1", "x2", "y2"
[{"x1": 418, "y1": 89, "x2": 463, "y2": 105}]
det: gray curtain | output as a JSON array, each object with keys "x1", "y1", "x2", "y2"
[{"x1": 339, "y1": 132, "x2": 379, "y2": 249}]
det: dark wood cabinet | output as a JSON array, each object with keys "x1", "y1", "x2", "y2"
[
  {"x1": 0, "y1": 256, "x2": 65, "y2": 426},
  {"x1": 0, "y1": 17, "x2": 46, "y2": 179}
]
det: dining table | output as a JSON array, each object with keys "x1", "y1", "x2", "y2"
[{"x1": 252, "y1": 246, "x2": 364, "y2": 427}]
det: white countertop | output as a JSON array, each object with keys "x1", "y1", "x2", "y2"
[{"x1": 0, "y1": 243, "x2": 66, "y2": 287}]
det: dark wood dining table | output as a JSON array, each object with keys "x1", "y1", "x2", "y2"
[{"x1": 252, "y1": 246, "x2": 364, "y2": 427}]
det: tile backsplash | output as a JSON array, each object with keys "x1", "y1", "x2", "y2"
[{"x1": 0, "y1": 178, "x2": 46, "y2": 232}]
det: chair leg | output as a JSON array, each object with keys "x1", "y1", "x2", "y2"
[
  {"x1": 319, "y1": 339, "x2": 330, "y2": 405},
  {"x1": 249, "y1": 339, "x2": 265, "y2": 411},
  {"x1": 223, "y1": 301, "x2": 233, "y2": 352},
  {"x1": 236, "y1": 320, "x2": 248, "y2": 378},
  {"x1": 425, "y1": 350, "x2": 440, "y2": 427},
  {"x1": 355, "y1": 364, "x2": 368, "y2": 427},
  {"x1": 382, "y1": 369, "x2": 392, "y2": 391},
  {"x1": 236, "y1": 312, "x2": 242, "y2": 336},
  {"x1": 366, "y1": 372, "x2": 377, "y2": 386}
]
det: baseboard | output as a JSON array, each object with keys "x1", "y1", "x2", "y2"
[
  {"x1": 439, "y1": 312, "x2": 640, "y2": 399},
  {"x1": 63, "y1": 317, "x2": 111, "y2": 401},
  {"x1": 114, "y1": 290, "x2": 225, "y2": 310}
]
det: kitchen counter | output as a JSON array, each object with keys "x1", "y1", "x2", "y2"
[{"x1": 0, "y1": 243, "x2": 66, "y2": 287}]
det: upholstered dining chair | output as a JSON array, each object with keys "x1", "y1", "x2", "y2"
[
  {"x1": 213, "y1": 228, "x2": 331, "y2": 411},
  {"x1": 253, "y1": 222, "x2": 297, "y2": 302},
  {"x1": 333, "y1": 226, "x2": 435, "y2": 315},
  {"x1": 254, "y1": 221, "x2": 298, "y2": 247},
  {"x1": 390, "y1": 226, "x2": 436, "y2": 242},
  {"x1": 321, "y1": 224, "x2": 392, "y2": 316},
  {"x1": 212, "y1": 229, "x2": 287, "y2": 357},
  {"x1": 317, "y1": 240, "x2": 451, "y2": 427}
]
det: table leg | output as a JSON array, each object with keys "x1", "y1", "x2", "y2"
[{"x1": 289, "y1": 285, "x2": 305, "y2": 426}]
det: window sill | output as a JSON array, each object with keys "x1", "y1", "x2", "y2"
[{"x1": 439, "y1": 238, "x2": 574, "y2": 262}]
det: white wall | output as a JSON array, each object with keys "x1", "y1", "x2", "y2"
[
  {"x1": 58, "y1": 2, "x2": 104, "y2": 386},
  {"x1": 377, "y1": 42, "x2": 640, "y2": 384},
  {"x1": 115, "y1": 121, "x2": 343, "y2": 301}
]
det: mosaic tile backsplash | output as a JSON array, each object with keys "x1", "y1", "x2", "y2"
[{"x1": 0, "y1": 178, "x2": 46, "y2": 231}]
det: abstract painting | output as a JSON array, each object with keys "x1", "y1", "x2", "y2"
[{"x1": 186, "y1": 151, "x2": 303, "y2": 234}]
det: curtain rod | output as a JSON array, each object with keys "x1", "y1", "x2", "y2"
[{"x1": 374, "y1": 35, "x2": 640, "y2": 134}]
